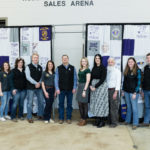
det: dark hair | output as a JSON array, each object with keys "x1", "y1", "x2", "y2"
[
  {"x1": 124, "y1": 57, "x2": 139, "y2": 76},
  {"x1": 45, "y1": 60, "x2": 55, "y2": 73},
  {"x1": 15, "y1": 58, "x2": 25, "y2": 70},
  {"x1": 146, "y1": 53, "x2": 150, "y2": 57},
  {"x1": 1, "y1": 62, "x2": 10, "y2": 72},
  {"x1": 93, "y1": 54, "x2": 102, "y2": 67}
]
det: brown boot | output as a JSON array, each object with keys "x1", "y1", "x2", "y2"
[
  {"x1": 79, "y1": 120, "x2": 86, "y2": 126},
  {"x1": 77, "y1": 119, "x2": 83, "y2": 125},
  {"x1": 28, "y1": 119, "x2": 34, "y2": 123}
]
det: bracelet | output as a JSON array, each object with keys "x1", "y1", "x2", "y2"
[{"x1": 83, "y1": 89, "x2": 86, "y2": 91}]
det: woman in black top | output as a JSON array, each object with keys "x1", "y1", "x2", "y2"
[
  {"x1": 0, "y1": 62, "x2": 11, "y2": 121},
  {"x1": 42, "y1": 60, "x2": 56, "y2": 124},
  {"x1": 89, "y1": 54, "x2": 109, "y2": 128},
  {"x1": 10, "y1": 58, "x2": 27, "y2": 122},
  {"x1": 122, "y1": 57, "x2": 141, "y2": 130}
]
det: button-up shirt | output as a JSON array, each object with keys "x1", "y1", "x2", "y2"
[{"x1": 107, "y1": 67, "x2": 121, "y2": 91}]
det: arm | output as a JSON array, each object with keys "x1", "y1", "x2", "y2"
[
  {"x1": 95, "y1": 67, "x2": 107, "y2": 88},
  {"x1": 73, "y1": 68, "x2": 77, "y2": 90},
  {"x1": 54, "y1": 68, "x2": 60, "y2": 91},
  {"x1": 41, "y1": 81, "x2": 49, "y2": 98},
  {"x1": 0, "y1": 73, "x2": 3, "y2": 96},
  {"x1": 115, "y1": 70, "x2": 121, "y2": 91},
  {"x1": 135, "y1": 69, "x2": 141, "y2": 93},
  {"x1": 25, "y1": 66, "x2": 38, "y2": 85},
  {"x1": 9, "y1": 71, "x2": 15, "y2": 91}
]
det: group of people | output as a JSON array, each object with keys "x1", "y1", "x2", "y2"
[{"x1": 0, "y1": 52, "x2": 150, "y2": 130}]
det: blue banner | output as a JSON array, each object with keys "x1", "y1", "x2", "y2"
[{"x1": 39, "y1": 27, "x2": 51, "y2": 41}]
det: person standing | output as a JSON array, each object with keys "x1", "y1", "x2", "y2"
[
  {"x1": 142, "y1": 53, "x2": 150, "y2": 126},
  {"x1": 25, "y1": 53, "x2": 44, "y2": 123},
  {"x1": 0, "y1": 62, "x2": 11, "y2": 121},
  {"x1": 122, "y1": 57, "x2": 141, "y2": 130},
  {"x1": 10, "y1": 58, "x2": 27, "y2": 122},
  {"x1": 89, "y1": 54, "x2": 109, "y2": 128},
  {"x1": 76, "y1": 57, "x2": 91, "y2": 126},
  {"x1": 55, "y1": 55, "x2": 77, "y2": 124},
  {"x1": 107, "y1": 57, "x2": 121, "y2": 128},
  {"x1": 41, "y1": 60, "x2": 56, "y2": 124}
]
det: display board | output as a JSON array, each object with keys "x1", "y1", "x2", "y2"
[
  {"x1": 86, "y1": 23, "x2": 150, "y2": 118},
  {"x1": 0, "y1": 27, "x2": 19, "y2": 68}
]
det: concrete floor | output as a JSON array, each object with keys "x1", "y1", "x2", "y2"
[{"x1": 0, "y1": 111, "x2": 149, "y2": 150}]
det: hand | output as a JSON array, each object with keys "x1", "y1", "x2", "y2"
[
  {"x1": 35, "y1": 83, "x2": 40, "y2": 88},
  {"x1": 12, "y1": 89, "x2": 17, "y2": 95},
  {"x1": 82, "y1": 91, "x2": 86, "y2": 98},
  {"x1": 0, "y1": 92, "x2": 3, "y2": 96},
  {"x1": 72, "y1": 89, "x2": 76, "y2": 94},
  {"x1": 56, "y1": 90, "x2": 60, "y2": 95},
  {"x1": 141, "y1": 92, "x2": 144, "y2": 100},
  {"x1": 90, "y1": 86, "x2": 95, "y2": 91},
  {"x1": 122, "y1": 91, "x2": 124, "y2": 97},
  {"x1": 44, "y1": 92, "x2": 49, "y2": 99},
  {"x1": 113, "y1": 91, "x2": 117, "y2": 100},
  {"x1": 132, "y1": 93, "x2": 136, "y2": 100}
]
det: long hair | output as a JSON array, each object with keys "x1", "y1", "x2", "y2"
[
  {"x1": 15, "y1": 58, "x2": 25, "y2": 70},
  {"x1": 1, "y1": 62, "x2": 10, "y2": 72},
  {"x1": 80, "y1": 57, "x2": 89, "y2": 70},
  {"x1": 45, "y1": 60, "x2": 55, "y2": 74},
  {"x1": 93, "y1": 54, "x2": 102, "y2": 68},
  {"x1": 124, "y1": 57, "x2": 139, "y2": 76}
]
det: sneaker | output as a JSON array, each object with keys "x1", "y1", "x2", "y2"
[
  {"x1": 0, "y1": 117, "x2": 6, "y2": 121},
  {"x1": 19, "y1": 117, "x2": 24, "y2": 121},
  {"x1": 44, "y1": 121, "x2": 49, "y2": 124},
  {"x1": 66, "y1": 120, "x2": 72, "y2": 124},
  {"x1": 109, "y1": 124, "x2": 117, "y2": 128},
  {"x1": 5, "y1": 115, "x2": 11, "y2": 120},
  {"x1": 132, "y1": 125, "x2": 137, "y2": 130},
  {"x1": 50, "y1": 119, "x2": 55, "y2": 123}
]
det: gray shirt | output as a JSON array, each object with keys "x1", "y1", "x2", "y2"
[{"x1": 41, "y1": 71, "x2": 55, "y2": 87}]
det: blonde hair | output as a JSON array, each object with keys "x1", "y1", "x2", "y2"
[
  {"x1": 80, "y1": 57, "x2": 89, "y2": 70},
  {"x1": 32, "y1": 52, "x2": 39, "y2": 58}
]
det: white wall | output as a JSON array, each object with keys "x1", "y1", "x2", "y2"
[{"x1": 0, "y1": 0, "x2": 150, "y2": 25}]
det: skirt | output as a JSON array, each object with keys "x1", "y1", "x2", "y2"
[
  {"x1": 89, "y1": 79, "x2": 109, "y2": 117},
  {"x1": 76, "y1": 83, "x2": 89, "y2": 103}
]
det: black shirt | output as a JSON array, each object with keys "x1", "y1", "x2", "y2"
[
  {"x1": 90, "y1": 65, "x2": 107, "y2": 88},
  {"x1": 0, "y1": 71, "x2": 11, "y2": 92},
  {"x1": 41, "y1": 71, "x2": 55, "y2": 87},
  {"x1": 143, "y1": 65, "x2": 150, "y2": 90}
]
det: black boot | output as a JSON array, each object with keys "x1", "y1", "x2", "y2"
[{"x1": 97, "y1": 118, "x2": 105, "y2": 128}]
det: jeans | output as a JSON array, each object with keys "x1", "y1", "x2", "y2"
[
  {"x1": 124, "y1": 92, "x2": 139, "y2": 126},
  {"x1": 59, "y1": 90, "x2": 73, "y2": 120},
  {"x1": 27, "y1": 89, "x2": 44, "y2": 119},
  {"x1": 143, "y1": 90, "x2": 150, "y2": 124},
  {"x1": 11, "y1": 90, "x2": 26, "y2": 119},
  {"x1": 0, "y1": 91, "x2": 11, "y2": 117},
  {"x1": 44, "y1": 87, "x2": 55, "y2": 121}
]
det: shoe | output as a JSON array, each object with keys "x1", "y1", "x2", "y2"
[
  {"x1": 11, "y1": 118, "x2": 18, "y2": 122},
  {"x1": 97, "y1": 121, "x2": 105, "y2": 128},
  {"x1": 44, "y1": 121, "x2": 49, "y2": 124},
  {"x1": 19, "y1": 117, "x2": 24, "y2": 121},
  {"x1": 77, "y1": 119, "x2": 83, "y2": 125},
  {"x1": 132, "y1": 125, "x2": 137, "y2": 130},
  {"x1": 66, "y1": 120, "x2": 72, "y2": 124},
  {"x1": 50, "y1": 119, "x2": 55, "y2": 123},
  {"x1": 38, "y1": 116, "x2": 43, "y2": 120},
  {"x1": 124, "y1": 122, "x2": 129, "y2": 125},
  {"x1": 79, "y1": 120, "x2": 87, "y2": 126},
  {"x1": 59, "y1": 120, "x2": 64, "y2": 124},
  {"x1": 0, "y1": 117, "x2": 6, "y2": 122},
  {"x1": 109, "y1": 124, "x2": 117, "y2": 128},
  {"x1": 28, "y1": 119, "x2": 34, "y2": 123},
  {"x1": 140, "y1": 123, "x2": 149, "y2": 127},
  {"x1": 5, "y1": 115, "x2": 11, "y2": 120}
]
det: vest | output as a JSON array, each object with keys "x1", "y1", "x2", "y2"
[
  {"x1": 143, "y1": 65, "x2": 150, "y2": 90},
  {"x1": 26, "y1": 63, "x2": 42, "y2": 89},
  {"x1": 58, "y1": 64, "x2": 74, "y2": 91}
]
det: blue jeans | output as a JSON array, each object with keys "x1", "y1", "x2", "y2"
[
  {"x1": 59, "y1": 90, "x2": 73, "y2": 120},
  {"x1": 143, "y1": 90, "x2": 150, "y2": 124},
  {"x1": 27, "y1": 89, "x2": 44, "y2": 119},
  {"x1": 124, "y1": 92, "x2": 139, "y2": 126},
  {"x1": 11, "y1": 90, "x2": 26, "y2": 119},
  {"x1": 44, "y1": 87, "x2": 55, "y2": 121},
  {"x1": 0, "y1": 91, "x2": 11, "y2": 117}
]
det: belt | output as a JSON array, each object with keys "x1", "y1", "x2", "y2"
[
  {"x1": 45, "y1": 86, "x2": 54, "y2": 89},
  {"x1": 108, "y1": 88, "x2": 115, "y2": 90}
]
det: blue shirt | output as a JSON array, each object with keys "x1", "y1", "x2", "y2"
[{"x1": 55, "y1": 64, "x2": 77, "y2": 91}]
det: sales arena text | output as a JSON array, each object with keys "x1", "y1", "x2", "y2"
[{"x1": 44, "y1": 0, "x2": 94, "y2": 7}]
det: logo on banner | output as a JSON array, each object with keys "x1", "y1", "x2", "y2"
[
  {"x1": 111, "y1": 28, "x2": 120, "y2": 39},
  {"x1": 39, "y1": 27, "x2": 51, "y2": 41}
]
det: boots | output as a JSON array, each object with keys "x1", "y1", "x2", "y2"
[
  {"x1": 97, "y1": 117, "x2": 105, "y2": 128},
  {"x1": 78, "y1": 120, "x2": 87, "y2": 126}
]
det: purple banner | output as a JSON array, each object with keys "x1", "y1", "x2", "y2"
[
  {"x1": 0, "y1": 56, "x2": 9, "y2": 67},
  {"x1": 39, "y1": 27, "x2": 51, "y2": 41}
]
